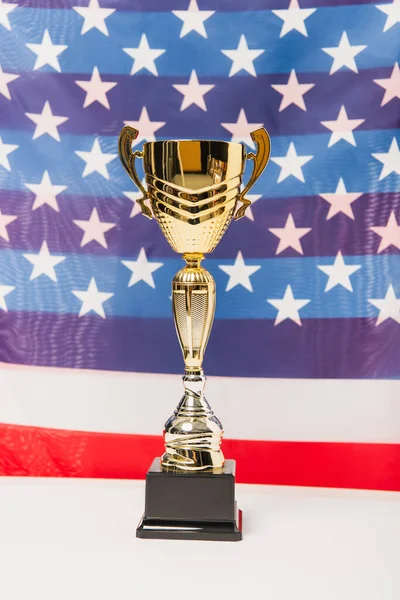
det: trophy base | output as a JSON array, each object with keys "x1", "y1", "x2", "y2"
[{"x1": 136, "y1": 458, "x2": 242, "y2": 542}]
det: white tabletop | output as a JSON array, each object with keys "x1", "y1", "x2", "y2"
[{"x1": 0, "y1": 478, "x2": 398, "y2": 600}]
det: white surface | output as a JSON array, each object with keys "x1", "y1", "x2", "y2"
[
  {"x1": 0, "y1": 478, "x2": 398, "y2": 600},
  {"x1": 1, "y1": 363, "x2": 400, "y2": 442}
]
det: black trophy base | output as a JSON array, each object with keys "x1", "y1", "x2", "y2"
[{"x1": 136, "y1": 458, "x2": 242, "y2": 542}]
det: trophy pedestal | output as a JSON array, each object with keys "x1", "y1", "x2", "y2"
[{"x1": 136, "y1": 458, "x2": 242, "y2": 542}]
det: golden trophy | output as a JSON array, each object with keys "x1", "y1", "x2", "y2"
[{"x1": 119, "y1": 125, "x2": 270, "y2": 541}]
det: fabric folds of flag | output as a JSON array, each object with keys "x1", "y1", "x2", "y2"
[{"x1": 0, "y1": 0, "x2": 399, "y2": 489}]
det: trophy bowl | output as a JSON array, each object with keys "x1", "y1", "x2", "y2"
[{"x1": 141, "y1": 139, "x2": 246, "y2": 254}]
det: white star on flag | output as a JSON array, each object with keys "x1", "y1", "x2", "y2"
[
  {"x1": 244, "y1": 193, "x2": 262, "y2": 221},
  {"x1": 272, "y1": 0, "x2": 316, "y2": 38},
  {"x1": 221, "y1": 35, "x2": 265, "y2": 77},
  {"x1": 123, "y1": 34, "x2": 165, "y2": 76},
  {"x1": 322, "y1": 31, "x2": 367, "y2": 75},
  {"x1": 121, "y1": 248, "x2": 163, "y2": 289},
  {"x1": 72, "y1": 277, "x2": 114, "y2": 318},
  {"x1": 75, "y1": 138, "x2": 117, "y2": 179},
  {"x1": 374, "y1": 63, "x2": 400, "y2": 106},
  {"x1": 320, "y1": 105, "x2": 365, "y2": 147},
  {"x1": 26, "y1": 29, "x2": 68, "y2": 73},
  {"x1": 267, "y1": 285, "x2": 310, "y2": 326},
  {"x1": 221, "y1": 109, "x2": 263, "y2": 149},
  {"x1": 173, "y1": 70, "x2": 214, "y2": 111},
  {"x1": 317, "y1": 251, "x2": 361, "y2": 292},
  {"x1": 372, "y1": 137, "x2": 400, "y2": 180},
  {"x1": 0, "y1": 64, "x2": 19, "y2": 100},
  {"x1": 269, "y1": 213, "x2": 311, "y2": 255},
  {"x1": 370, "y1": 211, "x2": 400, "y2": 252},
  {"x1": 25, "y1": 170, "x2": 67, "y2": 212},
  {"x1": 218, "y1": 251, "x2": 261, "y2": 292},
  {"x1": 75, "y1": 66, "x2": 117, "y2": 109},
  {"x1": 73, "y1": 207, "x2": 116, "y2": 248},
  {"x1": 124, "y1": 107, "x2": 166, "y2": 146},
  {"x1": 0, "y1": 135, "x2": 18, "y2": 171},
  {"x1": 319, "y1": 178, "x2": 363, "y2": 220},
  {"x1": 369, "y1": 284, "x2": 400, "y2": 326},
  {"x1": 0, "y1": 208, "x2": 17, "y2": 242},
  {"x1": 0, "y1": 284, "x2": 15, "y2": 312},
  {"x1": 376, "y1": 0, "x2": 400, "y2": 32},
  {"x1": 271, "y1": 142, "x2": 313, "y2": 183},
  {"x1": 23, "y1": 241, "x2": 66, "y2": 282},
  {"x1": 73, "y1": 0, "x2": 115, "y2": 36},
  {"x1": 271, "y1": 69, "x2": 315, "y2": 111},
  {"x1": 25, "y1": 101, "x2": 68, "y2": 142},
  {"x1": 172, "y1": 0, "x2": 215, "y2": 39},
  {"x1": 0, "y1": 0, "x2": 16, "y2": 30},
  {"x1": 123, "y1": 178, "x2": 148, "y2": 218}
]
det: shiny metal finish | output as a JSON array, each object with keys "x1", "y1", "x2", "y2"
[
  {"x1": 167, "y1": 253, "x2": 222, "y2": 469},
  {"x1": 144, "y1": 139, "x2": 243, "y2": 253},
  {"x1": 118, "y1": 125, "x2": 270, "y2": 472},
  {"x1": 172, "y1": 253, "x2": 215, "y2": 375},
  {"x1": 118, "y1": 126, "x2": 152, "y2": 219},
  {"x1": 162, "y1": 373, "x2": 224, "y2": 471}
]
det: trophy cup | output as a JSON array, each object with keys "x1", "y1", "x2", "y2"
[{"x1": 119, "y1": 125, "x2": 270, "y2": 541}]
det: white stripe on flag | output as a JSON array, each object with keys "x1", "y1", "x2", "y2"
[{"x1": 0, "y1": 363, "x2": 399, "y2": 443}]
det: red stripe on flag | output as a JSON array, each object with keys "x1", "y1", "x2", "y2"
[{"x1": 0, "y1": 423, "x2": 399, "y2": 491}]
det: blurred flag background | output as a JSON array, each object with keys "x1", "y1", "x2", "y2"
[{"x1": 0, "y1": 0, "x2": 399, "y2": 489}]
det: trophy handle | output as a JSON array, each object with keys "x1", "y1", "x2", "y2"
[
  {"x1": 118, "y1": 125, "x2": 153, "y2": 220},
  {"x1": 234, "y1": 127, "x2": 271, "y2": 221}
]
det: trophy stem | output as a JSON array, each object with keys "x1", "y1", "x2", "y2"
[{"x1": 161, "y1": 253, "x2": 224, "y2": 472}]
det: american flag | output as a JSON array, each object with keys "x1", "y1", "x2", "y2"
[{"x1": 0, "y1": 0, "x2": 399, "y2": 489}]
